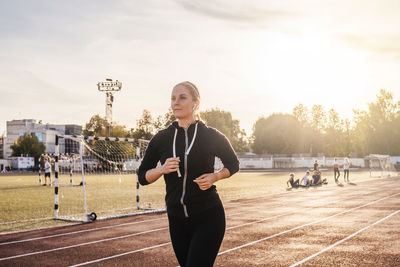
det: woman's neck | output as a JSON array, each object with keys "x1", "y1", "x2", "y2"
[{"x1": 178, "y1": 117, "x2": 196, "y2": 129}]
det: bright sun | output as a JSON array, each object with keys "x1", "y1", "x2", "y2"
[{"x1": 249, "y1": 31, "x2": 370, "y2": 110}]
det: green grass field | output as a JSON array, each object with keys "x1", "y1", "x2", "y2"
[{"x1": 0, "y1": 169, "x2": 396, "y2": 234}]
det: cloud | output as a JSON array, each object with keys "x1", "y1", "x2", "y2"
[
  {"x1": 339, "y1": 34, "x2": 400, "y2": 60},
  {"x1": 174, "y1": 0, "x2": 298, "y2": 26}
]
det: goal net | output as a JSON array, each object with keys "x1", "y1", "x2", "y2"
[
  {"x1": 52, "y1": 135, "x2": 166, "y2": 222},
  {"x1": 365, "y1": 154, "x2": 398, "y2": 178}
]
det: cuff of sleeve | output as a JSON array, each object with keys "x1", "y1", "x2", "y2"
[
  {"x1": 225, "y1": 162, "x2": 239, "y2": 177},
  {"x1": 137, "y1": 170, "x2": 150, "y2": 185}
]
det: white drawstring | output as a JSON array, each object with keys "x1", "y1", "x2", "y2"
[
  {"x1": 186, "y1": 123, "x2": 198, "y2": 155},
  {"x1": 173, "y1": 128, "x2": 182, "y2": 177}
]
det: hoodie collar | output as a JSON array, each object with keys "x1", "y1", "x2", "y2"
[{"x1": 170, "y1": 120, "x2": 203, "y2": 130}]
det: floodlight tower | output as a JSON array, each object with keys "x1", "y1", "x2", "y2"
[{"x1": 97, "y1": 78, "x2": 122, "y2": 136}]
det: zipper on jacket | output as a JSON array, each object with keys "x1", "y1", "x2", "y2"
[{"x1": 180, "y1": 128, "x2": 189, "y2": 218}]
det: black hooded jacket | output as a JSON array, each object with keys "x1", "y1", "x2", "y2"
[{"x1": 138, "y1": 120, "x2": 239, "y2": 218}]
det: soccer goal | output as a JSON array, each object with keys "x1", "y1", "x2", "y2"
[
  {"x1": 365, "y1": 154, "x2": 398, "y2": 178},
  {"x1": 52, "y1": 135, "x2": 166, "y2": 223}
]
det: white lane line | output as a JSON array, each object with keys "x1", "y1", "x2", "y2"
[
  {"x1": 69, "y1": 241, "x2": 172, "y2": 267},
  {"x1": 67, "y1": 192, "x2": 400, "y2": 266},
  {"x1": 0, "y1": 205, "x2": 276, "y2": 246},
  {"x1": 217, "y1": 192, "x2": 400, "y2": 256},
  {"x1": 67, "y1": 211, "x2": 295, "y2": 267},
  {"x1": 290, "y1": 209, "x2": 400, "y2": 267},
  {"x1": 0, "y1": 227, "x2": 168, "y2": 261},
  {"x1": 0, "y1": 210, "x2": 293, "y2": 262},
  {"x1": 1, "y1": 184, "x2": 346, "y2": 245},
  {"x1": 0, "y1": 187, "x2": 389, "y2": 261},
  {"x1": 0, "y1": 203, "x2": 289, "y2": 246},
  {"x1": 0, "y1": 217, "x2": 166, "y2": 246},
  {"x1": 227, "y1": 211, "x2": 295, "y2": 230}
]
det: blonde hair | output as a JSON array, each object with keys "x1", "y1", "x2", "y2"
[{"x1": 174, "y1": 81, "x2": 201, "y2": 120}]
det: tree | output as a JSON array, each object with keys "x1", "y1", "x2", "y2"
[
  {"x1": 293, "y1": 104, "x2": 310, "y2": 126},
  {"x1": 83, "y1": 114, "x2": 130, "y2": 138},
  {"x1": 200, "y1": 108, "x2": 248, "y2": 152},
  {"x1": 111, "y1": 124, "x2": 131, "y2": 138},
  {"x1": 130, "y1": 109, "x2": 175, "y2": 140},
  {"x1": 352, "y1": 89, "x2": 400, "y2": 155},
  {"x1": 11, "y1": 133, "x2": 45, "y2": 165},
  {"x1": 130, "y1": 110, "x2": 155, "y2": 140},
  {"x1": 252, "y1": 113, "x2": 301, "y2": 154},
  {"x1": 310, "y1": 105, "x2": 326, "y2": 132},
  {"x1": 342, "y1": 118, "x2": 354, "y2": 156},
  {"x1": 83, "y1": 115, "x2": 108, "y2": 136},
  {"x1": 323, "y1": 109, "x2": 346, "y2": 156},
  {"x1": 292, "y1": 104, "x2": 322, "y2": 155},
  {"x1": 352, "y1": 109, "x2": 370, "y2": 155},
  {"x1": 327, "y1": 109, "x2": 340, "y2": 131},
  {"x1": 369, "y1": 89, "x2": 398, "y2": 122},
  {"x1": 154, "y1": 108, "x2": 176, "y2": 132}
]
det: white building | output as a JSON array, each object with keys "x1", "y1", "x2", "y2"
[
  {"x1": 0, "y1": 137, "x2": 4, "y2": 159},
  {"x1": 4, "y1": 119, "x2": 82, "y2": 159}
]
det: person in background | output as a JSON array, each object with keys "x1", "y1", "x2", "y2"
[
  {"x1": 43, "y1": 157, "x2": 52, "y2": 186},
  {"x1": 311, "y1": 170, "x2": 327, "y2": 185},
  {"x1": 300, "y1": 171, "x2": 311, "y2": 186},
  {"x1": 287, "y1": 173, "x2": 299, "y2": 188},
  {"x1": 343, "y1": 157, "x2": 350, "y2": 182},
  {"x1": 333, "y1": 157, "x2": 340, "y2": 183},
  {"x1": 313, "y1": 159, "x2": 319, "y2": 171}
]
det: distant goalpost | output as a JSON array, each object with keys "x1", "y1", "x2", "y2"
[
  {"x1": 365, "y1": 154, "x2": 397, "y2": 178},
  {"x1": 52, "y1": 135, "x2": 166, "y2": 223}
]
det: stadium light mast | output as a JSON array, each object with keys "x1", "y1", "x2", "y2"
[{"x1": 97, "y1": 78, "x2": 122, "y2": 136}]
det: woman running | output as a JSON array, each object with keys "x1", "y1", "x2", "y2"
[{"x1": 138, "y1": 81, "x2": 239, "y2": 267}]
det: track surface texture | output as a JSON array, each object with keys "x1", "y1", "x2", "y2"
[{"x1": 1, "y1": 176, "x2": 399, "y2": 266}]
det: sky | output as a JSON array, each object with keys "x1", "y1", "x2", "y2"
[{"x1": 1, "y1": 0, "x2": 400, "y2": 137}]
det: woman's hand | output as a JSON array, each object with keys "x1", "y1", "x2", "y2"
[
  {"x1": 193, "y1": 173, "x2": 218, "y2": 191},
  {"x1": 161, "y1": 157, "x2": 180, "y2": 174}
]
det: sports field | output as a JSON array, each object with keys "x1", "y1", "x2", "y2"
[{"x1": 0, "y1": 170, "x2": 399, "y2": 266}]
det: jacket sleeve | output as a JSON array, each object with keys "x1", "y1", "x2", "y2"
[
  {"x1": 213, "y1": 129, "x2": 240, "y2": 176},
  {"x1": 137, "y1": 133, "x2": 161, "y2": 185}
]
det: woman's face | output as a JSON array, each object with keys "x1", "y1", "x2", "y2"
[{"x1": 171, "y1": 85, "x2": 196, "y2": 120}]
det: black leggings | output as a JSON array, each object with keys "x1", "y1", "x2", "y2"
[
  {"x1": 344, "y1": 169, "x2": 349, "y2": 180},
  {"x1": 168, "y1": 204, "x2": 226, "y2": 267},
  {"x1": 334, "y1": 168, "x2": 340, "y2": 179},
  {"x1": 290, "y1": 179, "x2": 300, "y2": 188}
]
